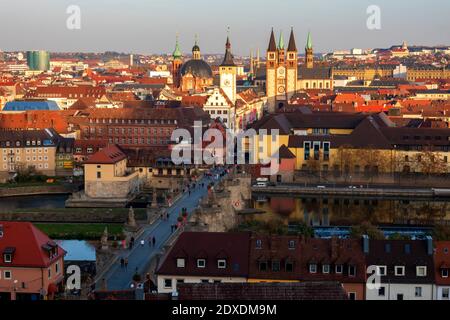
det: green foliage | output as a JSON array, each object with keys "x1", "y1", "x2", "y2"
[
  {"x1": 350, "y1": 221, "x2": 384, "y2": 240},
  {"x1": 35, "y1": 223, "x2": 124, "y2": 240}
]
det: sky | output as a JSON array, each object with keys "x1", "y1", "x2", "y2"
[{"x1": 0, "y1": 0, "x2": 449, "y2": 55}]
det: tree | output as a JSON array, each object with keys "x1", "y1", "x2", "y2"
[{"x1": 350, "y1": 221, "x2": 384, "y2": 240}]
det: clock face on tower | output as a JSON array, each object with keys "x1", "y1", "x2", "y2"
[
  {"x1": 223, "y1": 79, "x2": 231, "y2": 86},
  {"x1": 277, "y1": 67, "x2": 286, "y2": 78},
  {"x1": 278, "y1": 86, "x2": 285, "y2": 93}
]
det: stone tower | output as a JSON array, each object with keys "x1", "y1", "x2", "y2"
[
  {"x1": 172, "y1": 35, "x2": 183, "y2": 88},
  {"x1": 219, "y1": 29, "x2": 237, "y2": 104},
  {"x1": 305, "y1": 31, "x2": 314, "y2": 69}
]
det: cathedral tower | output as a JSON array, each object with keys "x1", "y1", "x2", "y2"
[
  {"x1": 192, "y1": 35, "x2": 201, "y2": 60},
  {"x1": 219, "y1": 30, "x2": 237, "y2": 104},
  {"x1": 286, "y1": 27, "x2": 298, "y2": 100}
]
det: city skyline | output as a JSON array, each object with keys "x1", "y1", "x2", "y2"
[{"x1": 0, "y1": 0, "x2": 449, "y2": 55}]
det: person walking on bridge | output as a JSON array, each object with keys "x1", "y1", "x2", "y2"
[{"x1": 124, "y1": 258, "x2": 128, "y2": 271}]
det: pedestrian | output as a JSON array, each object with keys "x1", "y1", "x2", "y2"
[
  {"x1": 120, "y1": 257, "x2": 125, "y2": 269},
  {"x1": 124, "y1": 258, "x2": 128, "y2": 271},
  {"x1": 140, "y1": 239, "x2": 145, "y2": 246},
  {"x1": 152, "y1": 236, "x2": 156, "y2": 246},
  {"x1": 167, "y1": 212, "x2": 170, "y2": 219}
]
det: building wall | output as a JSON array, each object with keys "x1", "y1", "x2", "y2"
[
  {"x1": 157, "y1": 275, "x2": 246, "y2": 294},
  {"x1": 0, "y1": 257, "x2": 64, "y2": 300},
  {"x1": 0, "y1": 145, "x2": 57, "y2": 176},
  {"x1": 343, "y1": 283, "x2": 365, "y2": 300},
  {"x1": 84, "y1": 160, "x2": 139, "y2": 198},
  {"x1": 366, "y1": 283, "x2": 433, "y2": 300}
]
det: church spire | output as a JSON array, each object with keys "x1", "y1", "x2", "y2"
[
  {"x1": 278, "y1": 30, "x2": 284, "y2": 50},
  {"x1": 192, "y1": 34, "x2": 201, "y2": 59},
  {"x1": 268, "y1": 28, "x2": 277, "y2": 51},
  {"x1": 306, "y1": 31, "x2": 313, "y2": 50},
  {"x1": 221, "y1": 27, "x2": 235, "y2": 66},
  {"x1": 172, "y1": 34, "x2": 182, "y2": 59},
  {"x1": 287, "y1": 27, "x2": 297, "y2": 52}
]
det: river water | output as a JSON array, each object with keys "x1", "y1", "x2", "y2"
[
  {"x1": 0, "y1": 194, "x2": 68, "y2": 212},
  {"x1": 250, "y1": 195, "x2": 450, "y2": 226}
]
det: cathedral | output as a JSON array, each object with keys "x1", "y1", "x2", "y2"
[
  {"x1": 171, "y1": 36, "x2": 214, "y2": 93},
  {"x1": 265, "y1": 28, "x2": 333, "y2": 111}
]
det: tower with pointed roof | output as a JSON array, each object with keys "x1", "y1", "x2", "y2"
[
  {"x1": 266, "y1": 28, "x2": 298, "y2": 111},
  {"x1": 305, "y1": 31, "x2": 314, "y2": 69},
  {"x1": 286, "y1": 27, "x2": 298, "y2": 100},
  {"x1": 219, "y1": 29, "x2": 237, "y2": 104},
  {"x1": 172, "y1": 35, "x2": 183, "y2": 88}
]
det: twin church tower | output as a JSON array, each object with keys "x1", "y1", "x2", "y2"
[
  {"x1": 266, "y1": 28, "x2": 317, "y2": 110},
  {"x1": 171, "y1": 28, "x2": 328, "y2": 112}
]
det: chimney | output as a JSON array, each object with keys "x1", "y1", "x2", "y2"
[
  {"x1": 362, "y1": 235, "x2": 369, "y2": 254},
  {"x1": 426, "y1": 235, "x2": 433, "y2": 256}
]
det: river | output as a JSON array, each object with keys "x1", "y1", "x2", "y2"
[
  {"x1": 0, "y1": 194, "x2": 68, "y2": 212},
  {"x1": 250, "y1": 195, "x2": 450, "y2": 226}
]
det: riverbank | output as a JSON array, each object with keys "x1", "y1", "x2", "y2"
[
  {"x1": 35, "y1": 223, "x2": 125, "y2": 240},
  {"x1": 252, "y1": 185, "x2": 450, "y2": 199},
  {"x1": 0, "y1": 207, "x2": 147, "y2": 223},
  {"x1": 0, "y1": 184, "x2": 75, "y2": 198}
]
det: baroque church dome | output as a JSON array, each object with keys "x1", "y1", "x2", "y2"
[{"x1": 179, "y1": 59, "x2": 213, "y2": 78}]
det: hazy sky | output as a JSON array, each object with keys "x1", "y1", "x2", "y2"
[{"x1": 0, "y1": 0, "x2": 449, "y2": 55}]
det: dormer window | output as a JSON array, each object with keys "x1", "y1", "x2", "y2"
[
  {"x1": 416, "y1": 266, "x2": 427, "y2": 277},
  {"x1": 441, "y1": 268, "x2": 449, "y2": 278},
  {"x1": 176, "y1": 258, "x2": 185, "y2": 268},
  {"x1": 217, "y1": 259, "x2": 226, "y2": 269},
  {"x1": 3, "y1": 247, "x2": 15, "y2": 263},
  {"x1": 288, "y1": 240, "x2": 296, "y2": 250},
  {"x1": 348, "y1": 265, "x2": 356, "y2": 277},
  {"x1": 395, "y1": 266, "x2": 405, "y2": 276},
  {"x1": 255, "y1": 240, "x2": 262, "y2": 249},
  {"x1": 197, "y1": 259, "x2": 206, "y2": 268},
  {"x1": 309, "y1": 263, "x2": 317, "y2": 273}
]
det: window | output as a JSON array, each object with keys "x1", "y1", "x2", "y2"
[
  {"x1": 416, "y1": 266, "x2": 427, "y2": 277},
  {"x1": 335, "y1": 265, "x2": 343, "y2": 274},
  {"x1": 395, "y1": 266, "x2": 405, "y2": 276},
  {"x1": 348, "y1": 265, "x2": 356, "y2": 277},
  {"x1": 288, "y1": 240, "x2": 296, "y2": 249},
  {"x1": 442, "y1": 269, "x2": 449, "y2": 278},
  {"x1": 97, "y1": 172, "x2": 101, "y2": 179},
  {"x1": 176, "y1": 279, "x2": 185, "y2": 285},
  {"x1": 4, "y1": 271, "x2": 12, "y2": 280},
  {"x1": 164, "y1": 278, "x2": 172, "y2": 288},
  {"x1": 48, "y1": 268, "x2": 51, "y2": 278},
  {"x1": 4, "y1": 254, "x2": 11, "y2": 263},
  {"x1": 309, "y1": 263, "x2": 317, "y2": 273},
  {"x1": 55, "y1": 262, "x2": 59, "y2": 274},
  {"x1": 272, "y1": 261, "x2": 280, "y2": 272},
  {"x1": 377, "y1": 266, "x2": 387, "y2": 276},
  {"x1": 322, "y1": 264, "x2": 330, "y2": 274},
  {"x1": 217, "y1": 259, "x2": 226, "y2": 269},
  {"x1": 197, "y1": 259, "x2": 206, "y2": 268},
  {"x1": 285, "y1": 261, "x2": 294, "y2": 272},
  {"x1": 201, "y1": 279, "x2": 209, "y2": 283},
  {"x1": 176, "y1": 258, "x2": 185, "y2": 268},
  {"x1": 415, "y1": 287, "x2": 422, "y2": 297},
  {"x1": 255, "y1": 239, "x2": 262, "y2": 249},
  {"x1": 348, "y1": 292, "x2": 356, "y2": 300},
  {"x1": 378, "y1": 286, "x2": 385, "y2": 297},
  {"x1": 259, "y1": 261, "x2": 268, "y2": 272},
  {"x1": 442, "y1": 288, "x2": 450, "y2": 299}
]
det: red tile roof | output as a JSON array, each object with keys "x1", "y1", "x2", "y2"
[
  {"x1": 84, "y1": 144, "x2": 127, "y2": 164},
  {"x1": 0, "y1": 221, "x2": 65, "y2": 268}
]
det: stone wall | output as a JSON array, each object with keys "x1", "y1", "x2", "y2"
[
  {"x1": 0, "y1": 184, "x2": 74, "y2": 198},
  {"x1": 85, "y1": 176, "x2": 139, "y2": 199},
  {"x1": 190, "y1": 173, "x2": 252, "y2": 232}
]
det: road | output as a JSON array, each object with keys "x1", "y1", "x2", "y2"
[{"x1": 96, "y1": 167, "x2": 226, "y2": 291}]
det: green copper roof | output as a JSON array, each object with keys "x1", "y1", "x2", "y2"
[
  {"x1": 306, "y1": 31, "x2": 313, "y2": 50},
  {"x1": 278, "y1": 31, "x2": 284, "y2": 50},
  {"x1": 173, "y1": 36, "x2": 182, "y2": 59}
]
